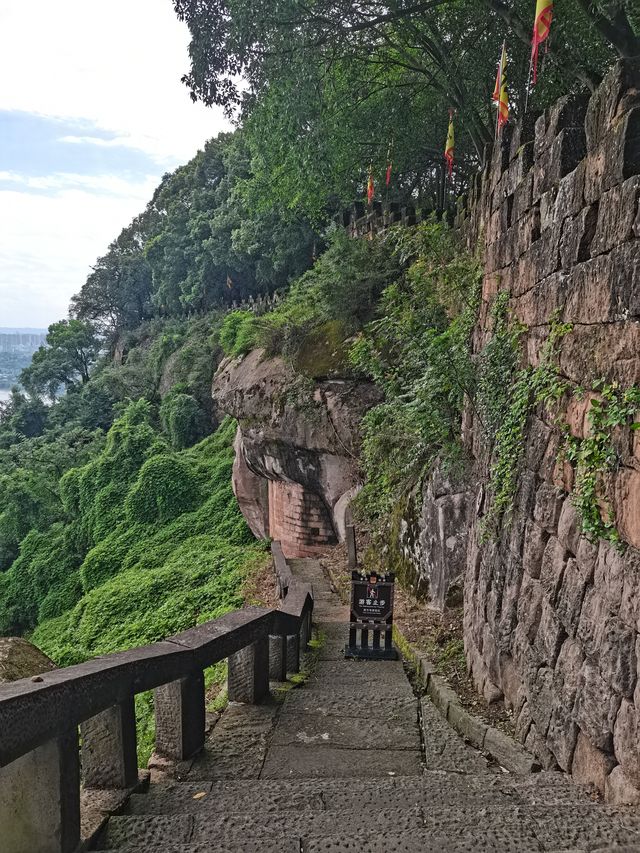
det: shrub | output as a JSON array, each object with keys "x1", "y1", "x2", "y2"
[
  {"x1": 125, "y1": 454, "x2": 200, "y2": 524},
  {"x1": 160, "y1": 391, "x2": 208, "y2": 449},
  {"x1": 219, "y1": 310, "x2": 257, "y2": 357}
]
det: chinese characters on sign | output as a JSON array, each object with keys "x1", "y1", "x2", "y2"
[{"x1": 345, "y1": 570, "x2": 397, "y2": 660}]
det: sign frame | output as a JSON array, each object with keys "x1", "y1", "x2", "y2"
[{"x1": 344, "y1": 570, "x2": 398, "y2": 660}]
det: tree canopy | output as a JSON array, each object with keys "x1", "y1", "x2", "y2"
[{"x1": 173, "y1": 0, "x2": 638, "y2": 219}]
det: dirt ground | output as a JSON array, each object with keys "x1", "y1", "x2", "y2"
[{"x1": 319, "y1": 540, "x2": 516, "y2": 737}]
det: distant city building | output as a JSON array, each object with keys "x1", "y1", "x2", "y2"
[{"x1": 0, "y1": 330, "x2": 47, "y2": 354}]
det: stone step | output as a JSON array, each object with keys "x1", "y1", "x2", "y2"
[
  {"x1": 98, "y1": 805, "x2": 640, "y2": 853},
  {"x1": 125, "y1": 771, "x2": 599, "y2": 816},
  {"x1": 97, "y1": 808, "x2": 422, "y2": 849},
  {"x1": 112, "y1": 788, "x2": 640, "y2": 849}
]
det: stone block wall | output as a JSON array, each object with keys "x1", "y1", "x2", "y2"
[
  {"x1": 456, "y1": 59, "x2": 640, "y2": 803},
  {"x1": 268, "y1": 480, "x2": 337, "y2": 558}
]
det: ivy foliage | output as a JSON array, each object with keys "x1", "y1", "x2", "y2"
[
  {"x1": 480, "y1": 315, "x2": 572, "y2": 536},
  {"x1": 564, "y1": 383, "x2": 640, "y2": 546},
  {"x1": 348, "y1": 222, "x2": 482, "y2": 521}
]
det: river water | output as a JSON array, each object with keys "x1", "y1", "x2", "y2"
[{"x1": 0, "y1": 388, "x2": 11, "y2": 403}]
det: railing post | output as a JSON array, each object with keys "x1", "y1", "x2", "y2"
[
  {"x1": 0, "y1": 728, "x2": 80, "y2": 853},
  {"x1": 81, "y1": 697, "x2": 138, "y2": 789},
  {"x1": 346, "y1": 523, "x2": 358, "y2": 570},
  {"x1": 269, "y1": 634, "x2": 287, "y2": 681},
  {"x1": 299, "y1": 610, "x2": 311, "y2": 650},
  {"x1": 228, "y1": 637, "x2": 269, "y2": 703},
  {"x1": 286, "y1": 633, "x2": 300, "y2": 674},
  {"x1": 154, "y1": 670, "x2": 205, "y2": 761}
]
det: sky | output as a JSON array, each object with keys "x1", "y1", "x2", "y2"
[{"x1": 0, "y1": 0, "x2": 230, "y2": 329}]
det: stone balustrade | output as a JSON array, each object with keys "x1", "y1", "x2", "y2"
[
  {"x1": 337, "y1": 200, "x2": 456, "y2": 239},
  {"x1": 0, "y1": 542, "x2": 313, "y2": 853}
]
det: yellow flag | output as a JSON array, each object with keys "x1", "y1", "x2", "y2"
[
  {"x1": 444, "y1": 113, "x2": 455, "y2": 177},
  {"x1": 494, "y1": 43, "x2": 508, "y2": 130},
  {"x1": 531, "y1": 0, "x2": 553, "y2": 83}
]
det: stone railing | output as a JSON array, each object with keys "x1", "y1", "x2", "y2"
[
  {"x1": 0, "y1": 542, "x2": 313, "y2": 853},
  {"x1": 230, "y1": 290, "x2": 283, "y2": 316},
  {"x1": 337, "y1": 200, "x2": 456, "y2": 239}
]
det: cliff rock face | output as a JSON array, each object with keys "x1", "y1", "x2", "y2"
[
  {"x1": 0, "y1": 637, "x2": 56, "y2": 683},
  {"x1": 429, "y1": 59, "x2": 640, "y2": 802},
  {"x1": 213, "y1": 348, "x2": 380, "y2": 557}
]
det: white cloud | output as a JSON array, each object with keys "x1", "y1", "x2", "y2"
[
  {"x1": 0, "y1": 0, "x2": 230, "y2": 165},
  {"x1": 0, "y1": 0, "x2": 233, "y2": 327},
  {"x1": 0, "y1": 170, "x2": 158, "y2": 196},
  {"x1": 0, "y1": 180, "x2": 158, "y2": 328}
]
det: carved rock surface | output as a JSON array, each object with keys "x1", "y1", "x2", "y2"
[{"x1": 213, "y1": 349, "x2": 380, "y2": 555}]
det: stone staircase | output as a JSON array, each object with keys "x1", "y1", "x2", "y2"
[{"x1": 94, "y1": 559, "x2": 640, "y2": 852}]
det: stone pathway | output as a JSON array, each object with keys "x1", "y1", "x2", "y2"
[{"x1": 96, "y1": 559, "x2": 640, "y2": 852}]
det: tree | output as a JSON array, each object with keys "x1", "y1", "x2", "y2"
[
  {"x1": 173, "y1": 0, "x2": 636, "y2": 114},
  {"x1": 20, "y1": 320, "x2": 100, "y2": 399},
  {"x1": 72, "y1": 219, "x2": 154, "y2": 344},
  {"x1": 172, "y1": 0, "x2": 627, "y2": 219}
]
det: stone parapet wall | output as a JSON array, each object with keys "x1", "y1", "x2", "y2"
[{"x1": 456, "y1": 59, "x2": 640, "y2": 803}]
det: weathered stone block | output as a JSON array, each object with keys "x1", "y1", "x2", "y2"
[
  {"x1": 523, "y1": 520, "x2": 548, "y2": 579},
  {"x1": 599, "y1": 615, "x2": 637, "y2": 698},
  {"x1": 614, "y1": 468, "x2": 640, "y2": 550},
  {"x1": 512, "y1": 171, "x2": 534, "y2": 223},
  {"x1": 553, "y1": 161, "x2": 586, "y2": 225},
  {"x1": 510, "y1": 111, "x2": 540, "y2": 162},
  {"x1": 517, "y1": 576, "x2": 544, "y2": 641},
  {"x1": 577, "y1": 586, "x2": 607, "y2": 657},
  {"x1": 539, "y1": 536, "x2": 568, "y2": 603},
  {"x1": 534, "y1": 484, "x2": 565, "y2": 533},
  {"x1": 586, "y1": 58, "x2": 640, "y2": 151},
  {"x1": 576, "y1": 659, "x2": 621, "y2": 752},
  {"x1": 534, "y1": 598, "x2": 566, "y2": 667},
  {"x1": 558, "y1": 321, "x2": 640, "y2": 387},
  {"x1": 557, "y1": 499, "x2": 581, "y2": 555},
  {"x1": 613, "y1": 698, "x2": 640, "y2": 783},
  {"x1": 605, "y1": 764, "x2": 640, "y2": 805},
  {"x1": 533, "y1": 128, "x2": 587, "y2": 202},
  {"x1": 525, "y1": 720, "x2": 558, "y2": 770},
  {"x1": 563, "y1": 255, "x2": 614, "y2": 325},
  {"x1": 547, "y1": 640, "x2": 584, "y2": 772},
  {"x1": 591, "y1": 176, "x2": 640, "y2": 256},
  {"x1": 556, "y1": 557, "x2": 591, "y2": 637},
  {"x1": 515, "y1": 700, "x2": 533, "y2": 743},
  {"x1": 585, "y1": 107, "x2": 640, "y2": 204},
  {"x1": 546, "y1": 93, "x2": 590, "y2": 144},
  {"x1": 539, "y1": 189, "x2": 557, "y2": 233},
  {"x1": 620, "y1": 548, "x2": 640, "y2": 631},
  {"x1": 524, "y1": 417, "x2": 552, "y2": 474},
  {"x1": 527, "y1": 666, "x2": 554, "y2": 736},
  {"x1": 572, "y1": 730, "x2": 616, "y2": 793},
  {"x1": 269, "y1": 634, "x2": 287, "y2": 681},
  {"x1": 559, "y1": 204, "x2": 598, "y2": 270}
]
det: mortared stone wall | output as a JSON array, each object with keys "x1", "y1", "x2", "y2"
[{"x1": 456, "y1": 59, "x2": 640, "y2": 803}]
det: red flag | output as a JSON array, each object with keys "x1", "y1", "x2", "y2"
[
  {"x1": 444, "y1": 111, "x2": 455, "y2": 178},
  {"x1": 367, "y1": 166, "x2": 375, "y2": 204},
  {"x1": 385, "y1": 141, "x2": 393, "y2": 186}
]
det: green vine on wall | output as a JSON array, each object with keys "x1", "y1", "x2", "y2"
[
  {"x1": 564, "y1": 383, "x2": 640, "y2": 547},
  {"x1": 481, "y1": 314, "x2": 572, "y2": 537}
]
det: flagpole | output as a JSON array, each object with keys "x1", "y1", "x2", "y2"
[
  {"x1": 495, "y1": 42, "x2": 505, "y2": 140},
  {"x1": 524, "y1": 48, "x2": 534, "y2": 114}
]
